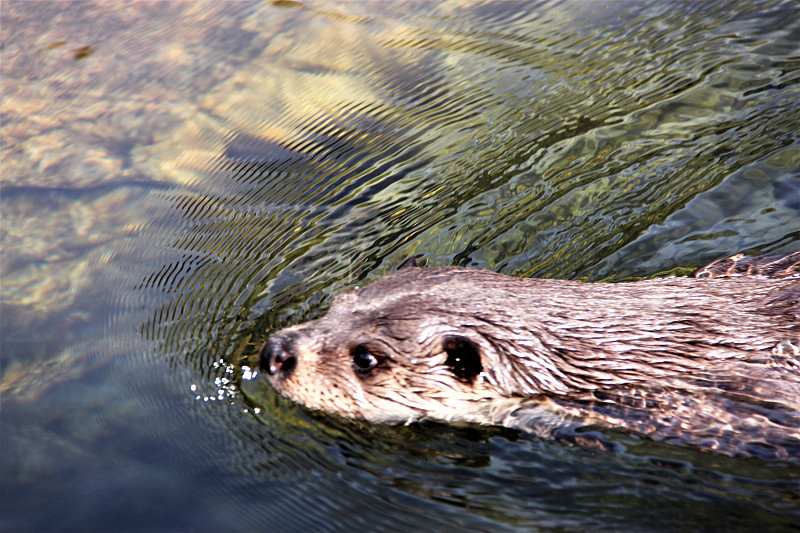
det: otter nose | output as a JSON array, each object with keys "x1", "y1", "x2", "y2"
[{"x1": 260, "y1": 336, "x2": 298, "y2": 377}]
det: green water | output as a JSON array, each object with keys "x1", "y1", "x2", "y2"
[{"x1": 2, "y1": 1, "x2": 799, "y2": 531}]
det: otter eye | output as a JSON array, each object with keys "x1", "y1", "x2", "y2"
[
  {"x1": 443, "y1": 336, "x2": 482, "y2": 382},
  {"x1": 352, "y1": 345, "x2": 379, "y2": 373}
]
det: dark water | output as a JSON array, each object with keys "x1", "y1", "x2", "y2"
[{"x1": 2, "y1": 1, "x2": 799, "y2": 531}]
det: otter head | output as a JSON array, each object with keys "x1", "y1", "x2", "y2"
[
  {"x1": 258, "y1": 266, "x2": 678, "y2": 423},
  {"x1": 258, "y1": 259, "x2": 800, "y2": 458},
  {"x1": 258, "y1": 266, "x2": 561, "y2": 424},
  {"x1": 260, "y1": 262, "x2": 800, "y2": 427}
]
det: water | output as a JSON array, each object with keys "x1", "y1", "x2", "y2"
[{"x1": 2, "y1": 1, "x2": 799, "y2": 531}]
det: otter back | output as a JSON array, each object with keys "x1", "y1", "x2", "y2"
[{"x1": 260, "y1": 252, "x2": 800, "y2": 459}]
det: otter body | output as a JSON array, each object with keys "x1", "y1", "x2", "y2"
[{"x1": 261, "y1": 253, "x2": 800, "y2": 458}]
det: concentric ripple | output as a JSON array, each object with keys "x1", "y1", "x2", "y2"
[{"x1": 130, "y1": 1, "x2": 800, "y2": 530}]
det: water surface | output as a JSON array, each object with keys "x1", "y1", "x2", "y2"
[{"x1": 2, "y1": 1, "x2": 799, "y2": 531}]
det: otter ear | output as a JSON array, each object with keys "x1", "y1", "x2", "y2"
[
  {"x1": 442, "y1": 336, "x2": 483, "y2": 383},
  {"x1": 398, "y1": 256, "x2": 423, "y2": 270}
]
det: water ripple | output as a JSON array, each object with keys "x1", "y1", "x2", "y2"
[{"x1": 129, "y1": 1, "x2": 800, "y2": 529}]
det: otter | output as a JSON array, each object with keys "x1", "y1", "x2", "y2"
[{"x1": 260, "y1": 252, "x2": 800, "y2": 459}]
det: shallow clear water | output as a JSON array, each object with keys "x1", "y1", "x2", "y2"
[{"x1": 2, "y1": 1, "x2": 799, "y2": 531}]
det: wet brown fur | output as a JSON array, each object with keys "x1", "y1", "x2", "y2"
[{"x1": 261, "y1": 252, "x2": 800, "y2": 458}]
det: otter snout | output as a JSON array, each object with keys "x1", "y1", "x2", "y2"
[{"x1": 260, "y1": 334, "x2": 298, "y2": 377}]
